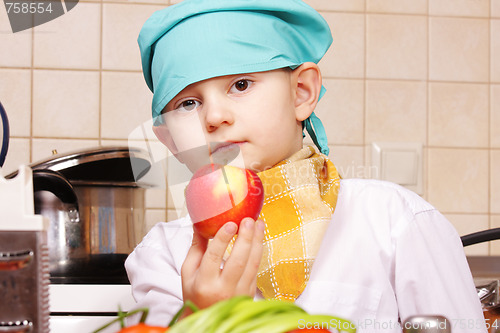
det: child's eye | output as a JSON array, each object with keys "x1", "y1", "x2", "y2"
[
  {"x1": 176, "y1": 100, "x2": 200, "y2": 112},
  {"x1": 230, "y1": 79, "x2": 252, "y2": 93}
]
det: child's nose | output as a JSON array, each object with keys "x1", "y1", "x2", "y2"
[{"x1": 203, "y1": 101, "x2": 235, "y2": 132}]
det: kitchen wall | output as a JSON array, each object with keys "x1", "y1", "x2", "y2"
[{"x1": 0, "y1": 0, "x2": 499, "y2": 255}]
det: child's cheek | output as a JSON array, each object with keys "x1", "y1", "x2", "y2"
[{"x1": 166, "y1": 112, "x2": 208, "y2": 152}]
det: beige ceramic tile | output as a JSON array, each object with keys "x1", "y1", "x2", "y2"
[
  {"x1": 0, "y1": 69, "x2": 31, "y2": 137},
  {"x1": 427, "y1": 148, "x2": 488, "y2": 213},
  {"x1": 100, "y1": 139, "x2": 132, "y2": 149},
  {"x1": 318, "y1": 12, "x2": 364, "y2": 78},
  {"x1": 489, "y1": 215, "x2": 500, "y2": 255},
  {"x1": 103, "y1": 0, "x2": 168, "y2": 4},
  {"x1": 420, "y1": 146, "x2": 429, "y2": 201},
  {"x1": 315, "y1": 79, "x2": 364, "y2": 145},
  {"x1": 304, "y1": 0, "x2": 365, "y2": 12},
  {"x1": 141, "y1": 142, "x2": 169, "y2": 189},
  {"x1": 31, "y1": 138, "x2": 99, "y2": 162},
  {"x1": 144, "y1": 209, "x2": 166, "y2": 235},
  {"x1": 494, "y1": 0, "x2": 500, "y2": 17},
  {"x1": 429, "y1": 0, "x2": 489, "y2": 17},
  {"x1": 100, "y1": 138, "x2": 129, "y2": 145},
  {"x1": 492, "y1": 20, "x2": 500, "y2": 83},
  {"x1": 464, "y1": 242, "x2": 489, "y2": 256},
  {"x1": 101, "y1": 139, "x2": 162, "y2": 151},
  {"x1": 166, "y1": 187, "x2": 176, "y2": 211},
  {"x1": 101, "y1": 71, "x2": 153, "y2": 139},
  {"x1": 145, "y1": 187, "x2": 167, "y2": 209},
  {"x1": 1, "y1": 138, "x2": 30, "y2": 176},
  {"x1": 429, "y1": 82, "x2": 489, "y2": 148},
  {"x1": 445, "y1": 214, "x2": 489, "y2": 256},
  {"x1": 367, "y1": 0, "x2": 427, "y2": 14},
  {"x1": 493, "y1": 85, "x2": 500, "y2": 147},
  {"x1": 146, "y1": 208, "x2": 166, "y2": 224},
  {"x1": 429, "y1": 17, "x2": 489, "y2": 82},
  {"x1": 167, "y1": 209, "x2": 181, "y2": 222},
  {"x1": 328, "y1": 145, "x2": 366, "y2": 179},
  {"x1": 33, "y1": 3, "x2": 100, "y2": 69},
  {"x1": 363, "y1": 143, "x2": 374, "y2": 179},
  {"x1": 367, "y1": 14, "x2": 427, "y2": 80},
  {"x1": 32, "y1": 70, "x2": 99, "y2": 138},
  {"x1": 492, "y1": 150, "x2": 500, "y2": 214},
  {"x1": 167, "y1": 179, "x2": 188, "y2": 213},
  {"x1": 102, "y1": 4, "x2": 164, "y2": 71},
  {"x1": 102, "y1": 137, "x2": 159, "y2": 150},
  {"x1": 365, "y1": 80, "x2": 427, "y2": 143},
  {"x1": 445, "y1": 213, "x2": 489, "y2": 237},
  {"x1": 0, "y1": 9, "x2": 32, "y2": 67}
]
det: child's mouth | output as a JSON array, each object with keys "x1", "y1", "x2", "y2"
[{"x1": 209, "y1": 142, "x2": 244, "y2": 164}]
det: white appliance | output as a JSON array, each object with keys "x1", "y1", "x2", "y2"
[{"x1": 49, "y1": 284, "x2": 136, "y2": 333}]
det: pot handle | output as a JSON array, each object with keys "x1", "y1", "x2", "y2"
[
  {"x1": 32, "y1": 169, "x2": 78, "y2": 207},
  {"x1": 0, "y1": 102, "x2": 10, "y2": 168},
  {"x1": 461, "y1": 228, "x2": 500, "y2": 247}
]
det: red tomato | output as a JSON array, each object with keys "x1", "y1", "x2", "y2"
[{"x1": 117, "y1": 323, "x2": 168, "y2": 333}]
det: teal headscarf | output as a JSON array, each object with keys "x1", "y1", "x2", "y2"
[{"x1": 138, "y1": 0, "x2": 333, "y2": 155}]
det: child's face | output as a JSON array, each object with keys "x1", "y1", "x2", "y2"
[{"x1": 154, "y1": 69, "x2": 306, "y2": 173}]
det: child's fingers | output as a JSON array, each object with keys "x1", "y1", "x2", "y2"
[
  {"x1": 181, "y1": 229, "x2": 208, "y2": 278},
  {"x1": 235, "y1": 219, "x2": 265, "y2": 293},
  {"x1": 181, "y1": 220, "x2": 264, "y2": 309},
  {"x1": 221, "y1": 218, "x2": 256, "y2": 284},
  {"x1": 197, "y1": 221, "x2": 239, "y2": 279}
]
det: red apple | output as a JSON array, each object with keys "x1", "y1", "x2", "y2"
[{"x1": 185, "y1": 163, "x2": 264, "y2": 239}]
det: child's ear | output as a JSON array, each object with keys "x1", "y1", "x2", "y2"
[
  {"x1": 291, "y1": 62, "x2": 322, "y2": 121},
  {"x1": 152, "y1": 125, "x2": 185, "y2": 163}
]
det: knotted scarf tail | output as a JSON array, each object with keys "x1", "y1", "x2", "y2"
[{"x1": 256, "y1": 146, "x2": 340, "y2": 301}]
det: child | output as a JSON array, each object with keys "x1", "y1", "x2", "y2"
[{"x1": 125, "y1": 0, "x2": 486, "y2": 331}]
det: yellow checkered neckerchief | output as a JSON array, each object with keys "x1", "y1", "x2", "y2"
[{"x1": 255, "y1": 145, "x2": 340, "y2": 301}]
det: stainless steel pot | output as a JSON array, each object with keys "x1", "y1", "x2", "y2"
[
  {"x1": 27, "y1": 146, "x2": 151, "y2": 284},
  {"x1": 403, "y1": 316, "x2": 450, "y2": 332}
]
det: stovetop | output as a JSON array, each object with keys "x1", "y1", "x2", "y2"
[{"x1": 49, "y1": 253, "x2": 129, "y2": 285}]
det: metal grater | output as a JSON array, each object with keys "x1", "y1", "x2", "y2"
[{"x1": 0, "y1": 167, "x2": 50, "y2": 333}]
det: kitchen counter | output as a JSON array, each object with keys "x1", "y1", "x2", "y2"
[{"x1": 467, "y1": 256, "x2": 500, "y2": 279}]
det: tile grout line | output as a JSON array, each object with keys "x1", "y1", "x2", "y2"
[
  {"x1": 425, "y1": 0, "x2": 430, "y2": 202},
  {"x1": 30, "y1": 23, "x2": 34, "y2": 164},
  {"x1": 488, "y1": 0, "x2": 492, "y2": 239},
  {"x1": 363, "y1": 4, "x2": 367, "y2": 174},
  {"x1": 2, "y1": 66, "x2": 499, "y2": 85},
  {"x1": 99, "y1": 0, "x2": 104, "y2": 147},
  {"x1": 0, "y1": 67, "x2": 142, "y2": 73}
]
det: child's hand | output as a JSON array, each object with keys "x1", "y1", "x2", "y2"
[{"x1": 181, "y1": 217, "x2": 265, "y2": 310}]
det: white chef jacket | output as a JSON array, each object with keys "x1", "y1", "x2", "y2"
[{"x1": 125, "y1": 178, "x2": 487, "y2": 332}]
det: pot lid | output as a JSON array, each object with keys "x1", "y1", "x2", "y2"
[{"x1": 30, "y1": 146, "x2": 152, "y2": 186}]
